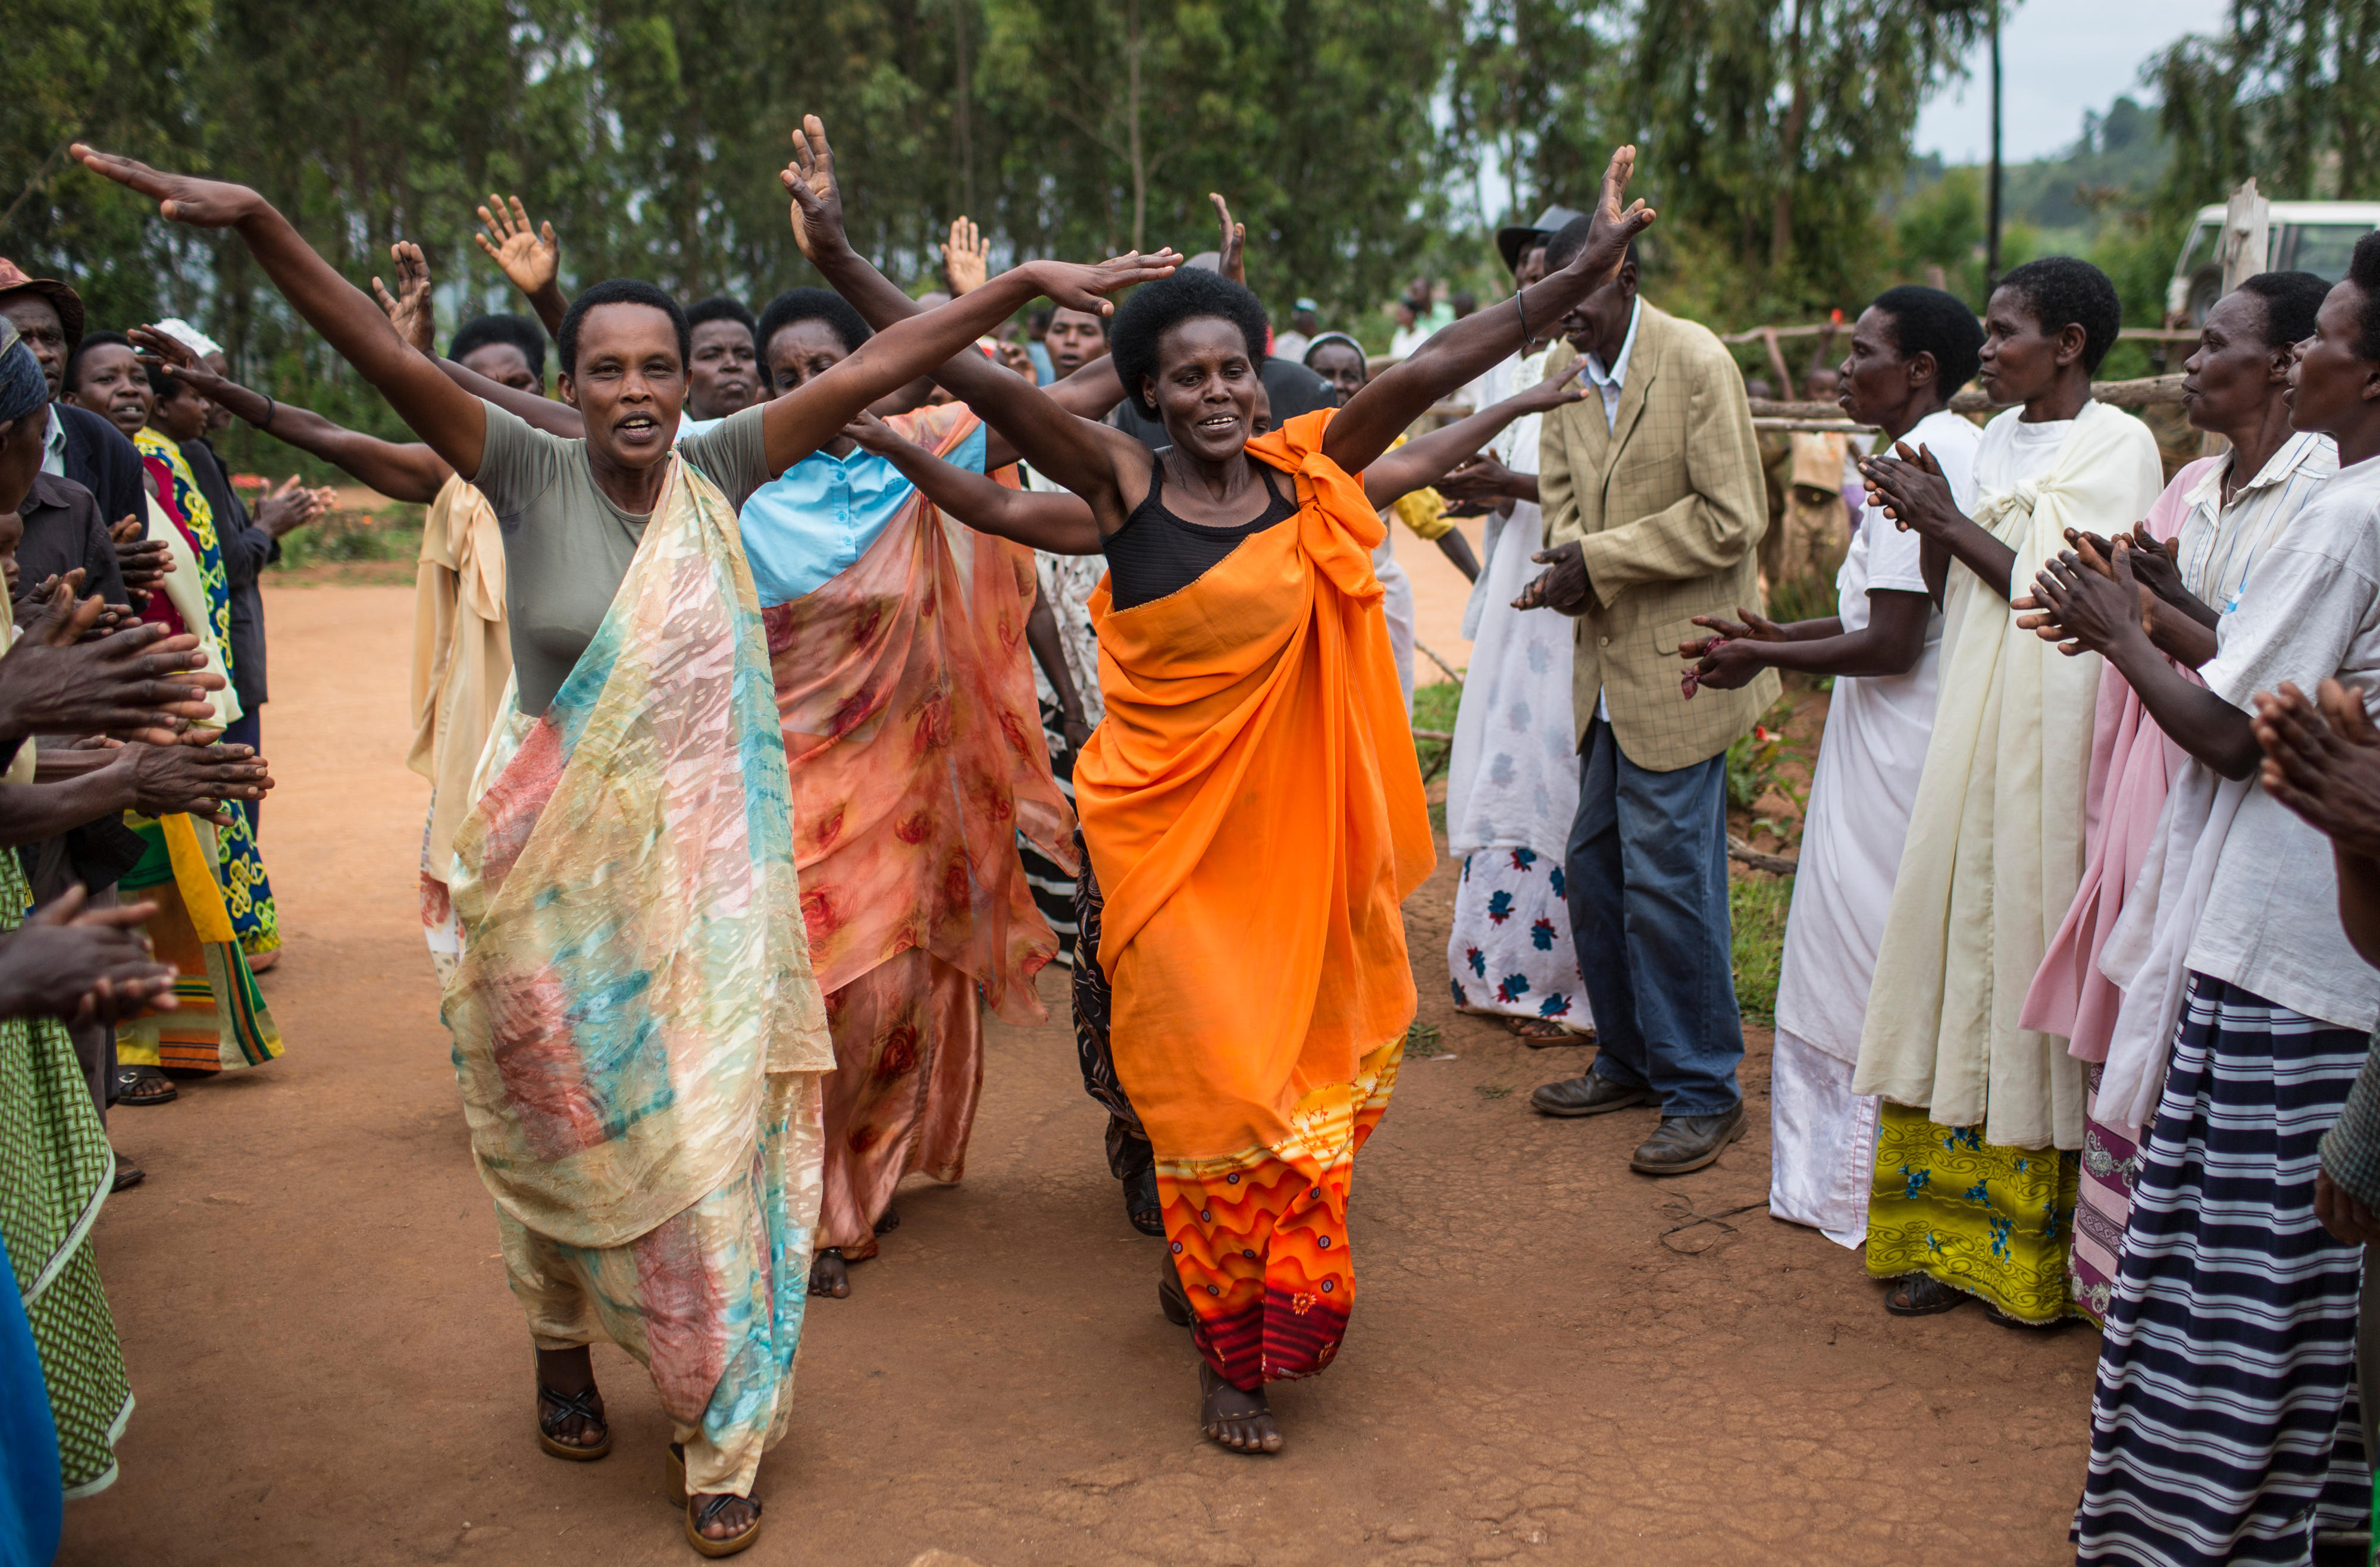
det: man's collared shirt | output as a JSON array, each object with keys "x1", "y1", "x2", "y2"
[
  {"x1": 1577, "y1": 296, "x2": 1642, "y2": 432},
  {"x1": 40, "y1": 402, "x2": 64, "y2": 477},
  {"x1": 684, "y1": 417, "x2": 989, "y2": 607}
]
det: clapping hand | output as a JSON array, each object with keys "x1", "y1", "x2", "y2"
[
  {"x1": 1209, "y1": 193, "x2": 1247, "y2": 286},
  {"x1": 0, "y1": 885, "x2": 177, "y2": 1026},
  {"x1": 0, "y1": 582, "x2": 224, "y2": 745},
  {"x1": 1677, "y1": 606, "x2": 1787, "y2": 698},
  {"x1": 255, "y1": 476, "x2": 331, "y2": 539},
  {"x1": 108, "y1": 515, "x2": 172, "y2": 605},
  {"x1": 1858, "y1": 442, "x2": 1962, "y2": 539},
  {"x1": 1512, "y1": 539, "x2": 1590, "y2": 615},
  {"x1": 2251, "y1": 678, "x2": 2380, "y2": 860}
]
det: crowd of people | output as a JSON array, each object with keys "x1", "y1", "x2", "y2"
[{"x1": 0, "y1": 111, "x2": 2375, "y2": 1566}]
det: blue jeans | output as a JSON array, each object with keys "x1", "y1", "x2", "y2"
[{"x1": 1564, "y1": 717, "x2": 1743, "y2": 1116}]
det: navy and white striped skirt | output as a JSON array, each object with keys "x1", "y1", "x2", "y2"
[{"x1": 2074, "y1": 973, "x2": 2370, "y2": 1565}]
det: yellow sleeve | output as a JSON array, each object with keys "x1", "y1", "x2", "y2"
[{"x1": 1392, "y1": 487, "x2": 1454, "y2": 540}]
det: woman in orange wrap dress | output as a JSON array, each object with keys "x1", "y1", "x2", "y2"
[{"x1": 878, "y1": 141, "x2": 1658, "y2": 1452}]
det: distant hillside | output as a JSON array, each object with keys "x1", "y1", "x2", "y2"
[{"x1": 1896, "y1": 95, "x2": 2168, "y2": 244}]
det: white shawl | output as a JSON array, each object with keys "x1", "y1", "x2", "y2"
[{"x1": 1852, "y1": 401, "x2": 2165, "y2": 1149}]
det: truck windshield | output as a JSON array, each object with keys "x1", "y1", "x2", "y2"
[{"x1": 2282, "y1": 224, "x2": 2373, "y2": 281}]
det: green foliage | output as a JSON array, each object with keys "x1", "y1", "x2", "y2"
[
  {"x1": 270, "y1": 509, "x2": 424, "y2": 569},
  {"x1": 1723, "y1": 699, "x2": 1800, "y2": 816},
  {"x1": 1728, "y1": 872, "x2": 1793, "y2": 1022},
  {"x1": 2152, "y1": 0, "x2": 2380, "y2": 216}
]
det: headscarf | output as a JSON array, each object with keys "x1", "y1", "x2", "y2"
[
  {"x1": 0, "y1": 323, "x2": 46, "y2": 428},
  {"x1": 1299, "y1": 331, "x2": 1366, "y2": 370}
]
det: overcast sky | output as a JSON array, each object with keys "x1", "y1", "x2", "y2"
[{"x1": 1914, "y1": 0, "x2": 2232, "y2": 165}]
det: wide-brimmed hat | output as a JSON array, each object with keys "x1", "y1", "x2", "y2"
[
  {"x1": 1495, "y1": 205, "x2": 1584, "y2": 276},
  {"x1": 0, "y1": 258, "x2": 85, "y2": 349}
]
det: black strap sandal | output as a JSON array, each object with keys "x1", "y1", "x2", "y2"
[
  {"x1": 1883, "y1": 1274, "x2": 1970, "y2": 1317},
  {"x1": 112, "y1": 1066, "x2": 177, "y2": 1108},
  {"x1": 1123, "y1": 1165, "x2": 1164, "y2": 1237},
  {"x1": 536, "y1": 1383, "x2": 612, "y2": 1462},
  {"x1": 684, "y1": 1492, "x2": 763, "y2": 1558}
]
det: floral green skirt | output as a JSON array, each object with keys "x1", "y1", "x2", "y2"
[{"x1": 1865, "y1": 1103, "x2": 2081, "y2": 1324}]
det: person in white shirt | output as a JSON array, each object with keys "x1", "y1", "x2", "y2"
[
  {"x1": 1678, "y1": 286, "x2": 1986, "y2": 1247},
  {"x1": 2051, "y1": 233, "x2": 2380, "y2": 1567}
]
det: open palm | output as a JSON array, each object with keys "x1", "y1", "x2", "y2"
[
  {"x1": 70, "y1": 145, "x2": 258, "y2": 228},
  {"x1": 783, "y1": 115, "x2": 847, "y2": 262},
  {"x1": 474, "y1": 195, "x2": 558, "y2": 295}
]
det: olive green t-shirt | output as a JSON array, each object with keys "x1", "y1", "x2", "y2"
[{"x1": 468, "y1": 401, "x2": 772, "y2": 714}]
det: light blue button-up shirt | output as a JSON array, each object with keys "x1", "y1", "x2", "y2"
[{"x1": 682, "y1": 418, "x2": 989, "y2": 606}]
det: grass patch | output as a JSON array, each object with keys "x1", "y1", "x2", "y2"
[
  {"x1": 1730, "y1": 874, "x2": 1795, "y2": 1024},
  {"x1": 1403, "y1": 1019, "x2": 1447, "y2": 1059}
]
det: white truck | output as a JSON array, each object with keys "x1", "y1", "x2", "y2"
[{"x1": 2168, "y1": 201, "x2": 2380, "y2": 324}]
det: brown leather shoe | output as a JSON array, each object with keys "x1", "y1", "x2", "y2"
[
  {"x1": 1530, "y1": 1074, "x2": 1653, "y2": 1117},
  {"x1": 1629, "y1": 1105, "x2": 1747, "y2": 1174}
]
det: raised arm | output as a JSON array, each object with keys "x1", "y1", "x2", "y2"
[
  {"x1": 844, "y1": 413, "x2": 1100, "y2": 553},
  {"x1": 130, "y1": 327, "x2": 452, "y2": 503},
  {"x1": 73, "y1": 146, "x2": 491, "y2": 478},
  {"x1": 1326, "y1": 146, "x2": 1655, "y2": 473},
  {"x1": 784, "y1": 124, "x2": 1128, "y2": 456},
  {"x1": 1361, "y1": 360, "x2": 1588, "y2": 506}
]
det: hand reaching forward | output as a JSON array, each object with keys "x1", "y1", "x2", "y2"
[
  {"x1": 1512, "y1": 539, "x2": 1590, "y2": 615},
  {"x1": 1209, "y1": 193, "x2": 1246, "y2": 286},
  {"x1": 255, "y1": 476, "x2": 331, "y2": 539},
  {"x1": 68, "y1": 145, "x2": 263, "y2": 228},
  {"x1": 475, "y1": 195, "x2": 559, "y2": 298},
  {"x1": 0, "y1": 885, "x2": 177, "y2": 1026},
  {"x1": 841, "y1": 411, "x2": 910, "y2": 458},
  {"x1": 0, "y1": 583, "x2": 224, "y2": 744},
  {"x1": 130, "y1": 324, "x2": 233, "y2": 398},
  {"x1": 2252, "y1": 678, "x2": 2380, "y2": 859},
  {"x1": 1436, "y1": 453, "x2": 1521, "y2": 504},
  {"x1": 942, "y1": 217, "x2": 990, "y2": 296},
  {"x1": 370, "y1": 241, "x2": 439, "y2": 355}
]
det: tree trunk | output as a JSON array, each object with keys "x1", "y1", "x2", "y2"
[
  {"x1": 953, "y1": 0, "x2": 975, "y2": 215},
  {"x1": 1769, "y1": 0, "x2": 1811, "y2": 271},
  {"x1": 1127, "y1": 0, "x2": 1147, "y2": 252}
]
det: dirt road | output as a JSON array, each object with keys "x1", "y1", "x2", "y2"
[{"x1": 59, "y1": 583, "x2": 2097, "y2": 1566}]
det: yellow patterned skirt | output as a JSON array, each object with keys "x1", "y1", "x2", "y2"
[{"x1": 1865, "y1": 1103, "x2": 2080, "y2": 1324}]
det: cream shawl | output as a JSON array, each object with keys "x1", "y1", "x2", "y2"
[{"x1": 1852, "y1": 401, "x2": 2164, "y2": 1149}]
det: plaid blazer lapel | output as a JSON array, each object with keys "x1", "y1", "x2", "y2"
[{"x1": 1603, "y1": 311, "x2": 1662, "y2": 478}]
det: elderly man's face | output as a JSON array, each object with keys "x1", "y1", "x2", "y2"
[{"x1": 1, "y1": 295, "x2": 67, "y2": 399}]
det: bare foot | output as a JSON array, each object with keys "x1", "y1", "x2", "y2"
[
  {"x1": 808, "y1": 1248, "x2": 849, "y2": 1297},
  {"x1": 873, "y1": 1205, "x2": 900, "y2": 1236},
  {"x1": 1198, "y1": 1361, "x2": 1282, "y2": 1454},
  {"x1": 690, "y1": 1493, "x2": 760, "y2": 1543},
  {"x1": 534, "y1": 1346, "x2": 607, "y2": 1452}
]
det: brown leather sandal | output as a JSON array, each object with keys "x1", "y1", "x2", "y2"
[{"x1": 684, "y1": 1493, "x2": 762, "y2": 1557}]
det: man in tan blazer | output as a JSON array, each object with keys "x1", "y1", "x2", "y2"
[{"x1": 1518, "y1": 221, "x2": 1775, "y2": 1175}]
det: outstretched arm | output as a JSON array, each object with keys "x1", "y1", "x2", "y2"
[
  {"x1": 785, "y1": 126, "x2": 1129, "y2": 458},
  {"x1": 129, "y1": 327, "x2": 452, "y2": 503},
  {"x1": 1361, "y1": 360, "x2": 1589, "y2": 506},
  {"x1": 1326, "y1": 146, "x2": 1655, "y2": 474},
  {"x1": 73, "y1": 146, "x2": 491, "y2": 478},
  {"x1": 844, "y1": 414, "x2": 1100, "y2": 553}
]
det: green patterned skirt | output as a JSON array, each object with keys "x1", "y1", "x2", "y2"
[
  {"x1": 1865, "y1": 1102, "x2": 2082, "y2": 1324},
  {"x1": 0, "y1": 856, "x2": 132, "y2": 1496}
]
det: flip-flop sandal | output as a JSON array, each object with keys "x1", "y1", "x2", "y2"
[
  {"x1": 684, "y1": 1493, "x2": 762, "y2": 1558},
  {"x1": 1123, "y1": 1165, "x2": 1164, "y2": 1237},
  {"x1": 1158, "y1": 1254, "x2": 1192, "y2": 1328},
  {"x1": 536, "y1": 1383, "x2": 612, "y2": 1462},
  {"x1": 1883, "y1": 1274, "x2": 1969, "y2": 1317},
  {"x1": 111, "y1": 1159, "x2": 145, "y2": 1192},
  {"x1": 1507, "y1": 1016, "x2": 1586, "y2": 1047},
  {"x1": 112, "y1": 1066, "x2": 176, "y2": 1107}
]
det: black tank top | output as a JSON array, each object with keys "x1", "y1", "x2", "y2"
[{"x1": 1103, "y1": 460, "x2": 1297, "y2": 610}]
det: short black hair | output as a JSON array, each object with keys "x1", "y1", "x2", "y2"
[
  {"x1": 1545, "y1": 215, "x2": 1638, "y2": 276},
  {"x1": 64, "y1": 329, "x2": 132, "y2": 392},
  {"x1": 685, "y1": 295, "x2": 758, "y2": 347},
  {"x1": 1109, "y1": 270, "x2": 1269, "y2": 417},
  {"x1": 449, "y1": 313, "x2": 548, "y2": 381},
  {"x1": 2234, "y1": 271, "x2": 2333, "y2": 353},
  {"x1": 1869, "y1": 284, "x2": 1986, "y2": 391},
  {"x1": 2345, "y1": 233, "x2": 2380, "y2": 363},
  {"x1": 556, "y1": 282, "x2": 687, "y2": 378},
  {"x1": 754, "y1": 287, "x2": 871, "y2": 383},
  {"x1": 1993, "y1": 257, "x2": 2122, "y2": 373}
]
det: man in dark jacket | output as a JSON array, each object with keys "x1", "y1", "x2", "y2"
[{"x1": 0, "y1": 259, "x2": 146, "y2": 533}]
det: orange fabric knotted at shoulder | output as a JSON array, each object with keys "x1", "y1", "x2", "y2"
[{"x1": 1075, "y1": 408, "x2": 1436, "y2": 1162}]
